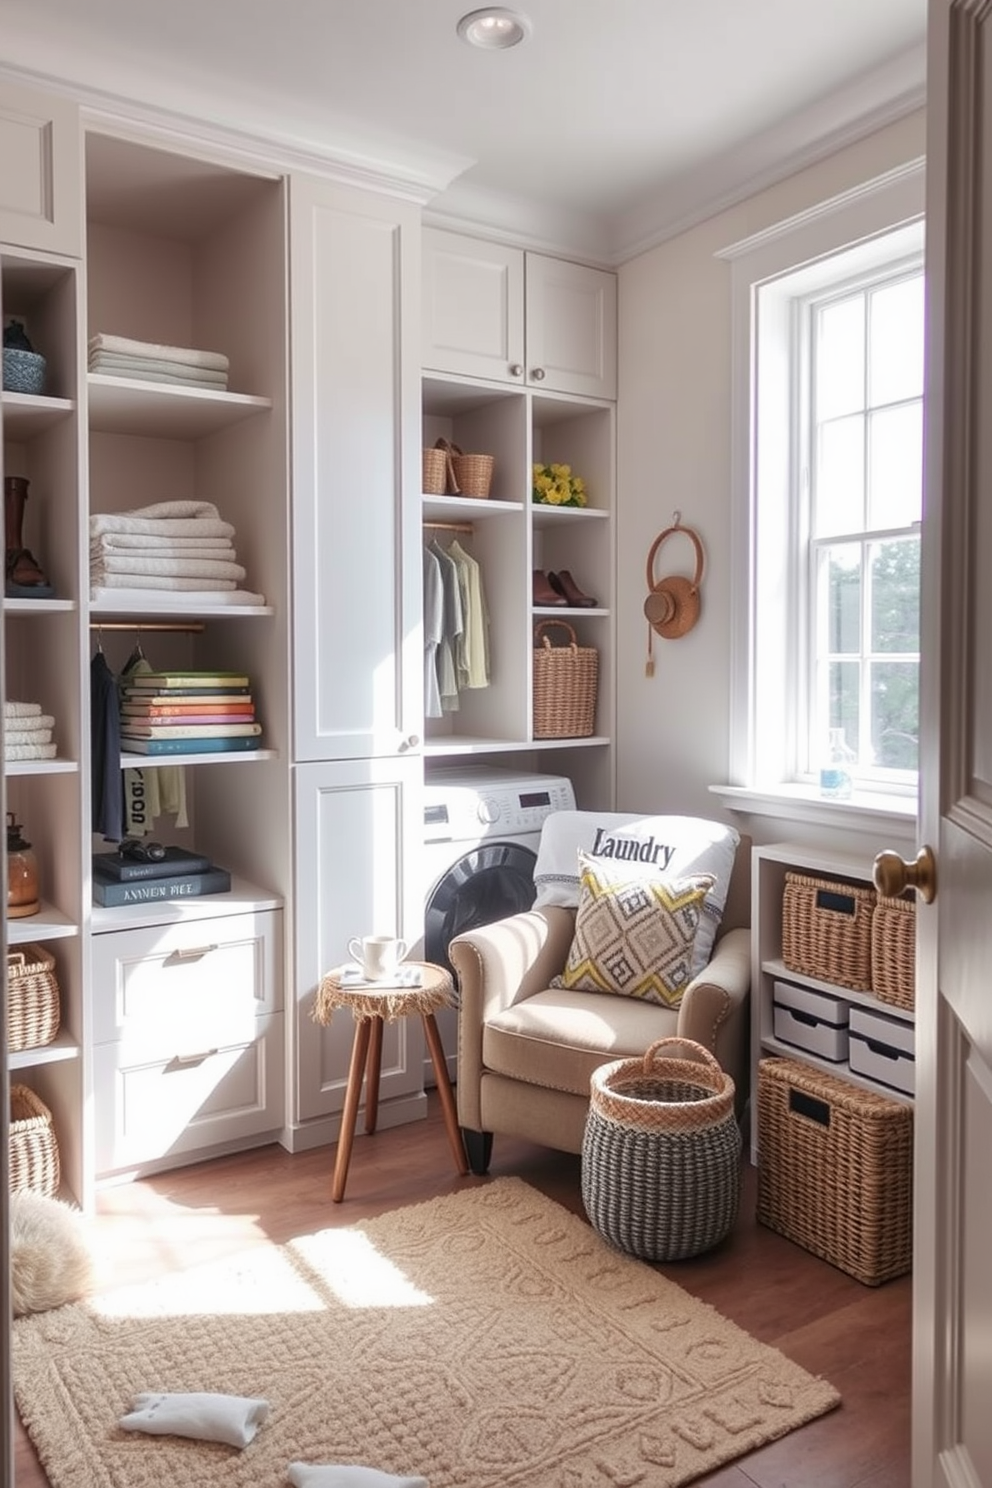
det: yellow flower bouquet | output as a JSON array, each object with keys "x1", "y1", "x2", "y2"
[{"x1": 532, "y1": 462, "x2": 588, "y2": 508}]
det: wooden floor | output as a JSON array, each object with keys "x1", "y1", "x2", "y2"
[{"x1": 13, "y1": 1098, "x2": 912, "y2": 1487}]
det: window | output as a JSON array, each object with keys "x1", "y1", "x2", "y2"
[{"x1": 720, "y1": 163, "x2": 925, "y2": 814}]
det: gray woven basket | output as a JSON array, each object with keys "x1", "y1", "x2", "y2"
[
  {"x1": 2, "y1": 347, "x2": 46, "y2": 394},
  {"x1": 581, "y1": 1037, "x2": 741, "y2": 1261}
]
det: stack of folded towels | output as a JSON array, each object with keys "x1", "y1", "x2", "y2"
[
  {"x1": 90, "y1": 499, "x2": 266, "y2": 606},
  {"x1": 4, "y1": 701, "x2": 56, "y2": 761},
  {"x1": 88, "y1": 333, "x2": 229, "y2": 390}
]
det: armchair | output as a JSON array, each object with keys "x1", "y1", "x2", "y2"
[{"x1": 449, "y1": 830, "x2": 751, "y2": 1175}]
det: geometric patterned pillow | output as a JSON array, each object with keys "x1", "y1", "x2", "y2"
[{"x1": 552, "y1": 850, "x2": 716, "y2": 1008}]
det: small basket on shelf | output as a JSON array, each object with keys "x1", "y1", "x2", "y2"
[
  {"x1": 781, "y1": 870, "x2": 876, "y2": 992},
  {"x1": 532, "y1": 619, "x2": 598, "y2": 738},
  {"x1": 7, "y1": 942, "x2": 61, "y2": 1052},
  {"x1": 422, "y1": 446, "x2": 448, "y2": 496},
  {"x1": 432, "y1": 438, "x2": 494, "y2": 499},
  {"x1": 9, "y1": 1084, "x2": 60, "y2": 1198},
  {"x1": 871, "y1": 894, "x2": 916, "y2": 1010}
]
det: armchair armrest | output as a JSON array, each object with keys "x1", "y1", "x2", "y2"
[
  {"x1": 676, "y1": 925, "x2": 752, "y2": 1111},
  {"x1": 449, "y1": 906, "x2": 575, "y2": 1131}
]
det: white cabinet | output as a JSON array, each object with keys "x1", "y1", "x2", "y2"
[
  {"x1": 290, "y1": 174, "x2": 423, "y2": 764},
  {"x1": 751, "y1": 841, "x2": 915, "y2": 1163},
  {"x1": 0, "y1": 81, "x2": 82, "y2": 257},
  {"x1": 290, "y1": 757, "x2": 424, "y2": 1147},
  {"x1": 422, "y1": 228, "x2": 617, "y2": 400}
]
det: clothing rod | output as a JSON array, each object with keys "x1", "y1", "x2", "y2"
[
  {"x1": 424, "y1": 520, "x2": 474, "y2": 534},
  {"x1": 88, "y1": 621, "x2": 206, "y2": 633}
]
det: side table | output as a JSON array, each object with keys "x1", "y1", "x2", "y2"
[{"x1": 313, "y1": 961, "x2": 469, "y2": 1201}]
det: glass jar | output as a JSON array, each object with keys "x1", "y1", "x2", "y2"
[
  {"x1": 7, "y1": 811, "x2": 40, "y2": 917},
  {"x1": 819, "y1": 727, "x2": 855, "y2": 801}
]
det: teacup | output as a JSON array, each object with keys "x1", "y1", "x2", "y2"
[{"x1": 348, "y1": 934, "x2": 408, "y2": 981}]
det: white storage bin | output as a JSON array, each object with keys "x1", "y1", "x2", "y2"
[
  {"x1": 773, "y1": 979, "x2": 850, "y2": 1062},
  {"x1": 849, "y1": 1004, "x2": 915, "y2": 1096}
]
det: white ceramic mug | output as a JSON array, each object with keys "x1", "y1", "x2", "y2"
[{"x1": 347, "y1": 934, "x2": 408, "y2": 980}]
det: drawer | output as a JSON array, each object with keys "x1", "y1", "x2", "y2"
[
  {"x1": 849, "y1": 1003, "x2": 915, "y2": 1096},
  {"x1": 773, "y1": 1005, "x2": 849, "y2": 1062},
  {"x1": 94, "y1": 1011, "x2": 284, "y2": 1176},
  {"x1": 773, "y1": 979, "x2": 851, "y2": 1026},
  {"x1": 92, "y1": 909, "x2": 282, "y2": 1050}
]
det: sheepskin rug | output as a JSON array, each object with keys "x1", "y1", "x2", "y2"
[{"x1": 10, "y1": 1191, "x2": 93, "y2": 1316}]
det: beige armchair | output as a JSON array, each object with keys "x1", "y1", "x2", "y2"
[{"x1": 449, "y1": 833, "x2": 751, "y2": 1175}]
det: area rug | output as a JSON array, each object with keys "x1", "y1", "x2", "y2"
[{"x1": 13, "y1": 1176, "x2": 840, "y2": 1487}]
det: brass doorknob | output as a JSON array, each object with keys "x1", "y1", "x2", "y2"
[{"x1": 872, "y1": 845, "x2": 937, "y2": 903}]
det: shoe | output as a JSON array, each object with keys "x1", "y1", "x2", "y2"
[
  {"x1": 549, "y1": 569, "x2": 598, "y2": 607},
  {"x1": 533, "y1": 569, "x2": 568, "y2": 606}
]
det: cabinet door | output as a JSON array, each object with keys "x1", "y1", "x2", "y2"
[
  {"x1": 526, "y1": 254, "x2": 617, "y2": 400},
  {"x1": 0, "y1": 82, "x2": 82, "y2": 256},
  {"x1": 422, "y1": 227, "x2": 525, "y2": 382},
  {"x1": 292, "y1": 756, "x2": 423, "y2": 1129},
  {"x1": 290, "y1": 174, "x2": 422, "y2": 761}
]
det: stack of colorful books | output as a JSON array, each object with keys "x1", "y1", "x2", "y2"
[
  {"x1": 119, "y1": 670, "x2": 261, "y2": 755},
  {"x1": 92, "y1": 845, "x2": 232, "y2": 907}
]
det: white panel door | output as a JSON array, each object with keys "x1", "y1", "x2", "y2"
[
  {"x1": 912, "y1": 2, "x2": 992, "y2": 1483},
  {"x1": 292, "y1": 756, "x2": 423, "y2": 1125},
  {"x1": 0, "y1": 82, "x2": 81, "y2": 256},
  {"x1": 525, "y1": 253, "x2": 617, "y2": 400},
  {"x1": 421, "y1": 227, "x2": 525, "y2": 382},
  {"x1": 290, "y1": 174, "x2": 422, "y2": 762}
]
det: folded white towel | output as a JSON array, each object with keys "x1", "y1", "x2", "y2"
[
  {"x1": 4, "y1": 743, "x2": 57, "y2": 761},
  {"x1": 5, "y1": 723, "x2": 55, "y2": 743},
  {"x1": 90, "y1": 365, "x2": 229, "y2": 390},
  {"x1": 4, "y1": 701, "x2": 42, "y2": 718},
  {"x1": 88, "y1": 334, "x2": 229, "y2": 372},
  {"x1": 119, "y1": 1391, "x2": 269, "y2": 1448},
  {"x1": 91, "y1": 585, "x2": 267, "y2": 607},
  {"x1": 288, "y1": 1466, "x2": 428, "y2": 1488},
  {"x1": 91, "y1": 555, "x2": 247, "y2": 582},
  {"x1": 89, "y1": 573, "x2": 237, "y2": 591},
  {"x1": 89, "y1": 351, "x2": 228, "y2": 381},
  {"x1": 91, "y1": 534, "x2": 236, "y2": 553}
]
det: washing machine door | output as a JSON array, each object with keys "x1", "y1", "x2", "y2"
[{"x1": 425, "y1": 840, "x2": 538, "y2": 977}]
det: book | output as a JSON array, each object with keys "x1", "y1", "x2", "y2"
[
  {"x1": 121, "y1": 688, "x2": 252, "y2": 701},
  {"x1": 121, "y1": 722, "x2": 262, "y2": 739},
  {"x1": 92, "y1": 865, "x2": 232, "y2": 906},
  {"x1": 120, "y1": 716, "x2": 259, "y2": 730},
  {"x1": 122, "y1": 672, "x2": 251, "y2": 689},
  {"x1": 120, "y1": 702, "x2": 256, "y2": 717},
  {"x1": 93, "y1": 847, "x2": 213, "y2": 882},
  {"x1": 119, "y1": 735, "x2": 262, "y2": 755}
]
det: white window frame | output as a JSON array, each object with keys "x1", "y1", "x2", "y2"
[{"x1": 712, "y1": 160, "x2": 925, "y2": 832}]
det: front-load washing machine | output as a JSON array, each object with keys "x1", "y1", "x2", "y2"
[{"x1": 419, "y1": 766, "x2": 576, "y2": 1075}]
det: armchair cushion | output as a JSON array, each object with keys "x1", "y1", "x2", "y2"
[
  {"x1": 532, "y1": 812, "x2": 739, "y2": 974},
  {"x1": 551, "y1": 851, "x2": 715, "y2": 1006}
]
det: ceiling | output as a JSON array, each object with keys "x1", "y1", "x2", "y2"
[{"x1": 0, "y1": 0, "x2": 927, "y2": 261}]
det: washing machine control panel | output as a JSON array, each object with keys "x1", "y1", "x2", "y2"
[{"x1": 423, "y1": 771, "x2": 576, "y2": 841}]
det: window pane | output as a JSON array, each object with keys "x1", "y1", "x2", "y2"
[
  {"x1": 871, "y1": 662, "x2": 919, "y2": 770},
  {"x1": 816, "y1": 416, "x2": 864, "y2": 536},
  {"x1": 816, "y1": 296, "x2": 865, "y2": 421},
  {"x1": 828, "y1": 660, "x2": 860, "y2": 754},
  {"x1": 869, "y1": 277, "x2": 925, "y2": 406},
  {"x1": 870, "y1": 537, "x2": 920, "y2": 653},
  {"x1": 868, "y1": 404, "x2": 923, "y2": 528},
  {"x1": 827, "y1": 545, "x2": 861, "y2": 653}
]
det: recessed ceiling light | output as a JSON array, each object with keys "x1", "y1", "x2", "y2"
[{"x1": 456, "y1": 8, "x2": 532, "y2": 50}]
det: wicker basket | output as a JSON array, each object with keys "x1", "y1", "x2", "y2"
[
  {"x1": 871, "y1": 895, "x2": 915, "y2": 1010},
  {"x1": 451, "y1": 450, "x2": 494, "y2": 499},
  {"x1": 2, "y1": 347, "x2": 46, "y2": 394},
  {"x1": 533, "y1": 620, "x2": 598, "y2": 738},
  {"x1": 422, "y1": 446, "x2": 448, "y2": 495},
  {"x1": 781, "y1": 871, "x2": 876, "y2": 992},
  {"x1": 7, "y1": 943, "x2": 61, "y2": 1052},
  {"x1": 9, "y1": 1084, "x2": 60, "y2": 1197},
  {"x1": 582, "y1": 1038, "x2": 741, "y2": 1261},
  {"x1": 756, "y1": 1056, "x2": 912, "y2": 1285}
]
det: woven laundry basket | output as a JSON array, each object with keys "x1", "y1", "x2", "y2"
[
  {"x1": 533, "y1": 620, "x2": 598, "y2": 738},
  {"x1": 7, "y1": 942, "x2": 61, "y2": 1052},
  {"x1": 781, "y1": 871, "x2": 876, "y2": 992},
  {"x1": 871, "y1": 894, "x2": 915, "y2": 1011},
  {"x1": 582, "y1": 1038, "x2": 741, "y2": 1261},
  {"x1": 9, "y1": 1084, "x2": 60, "y2": 1198}
]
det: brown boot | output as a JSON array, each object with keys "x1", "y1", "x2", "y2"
[
  {"x1": 5, "y1": 476, "x2": 54, "y2": 598},
  {"x1": 533, "y1": 570, "x2": 568, "y2": 606}
]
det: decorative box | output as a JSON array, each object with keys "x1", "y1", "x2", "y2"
[
  {"x1": 772, "y1": 978, "x2": 850, "y2": 1062},
  {"x1": 849, "y1": 1005, "x2": 915, "y2": 1096}
]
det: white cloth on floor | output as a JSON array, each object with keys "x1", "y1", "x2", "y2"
[
  {"x1": 88, "y1": 334, "x2": 230, "y2": 372},
  {"x1": 91, "y1": 584, "x2": 267, "y2": 606},
  {"x1": 288, "y1": 1465, "x2": 428, "y2": 1488},
  {"x1": 118, "y1": 1391, "x2": 269, "y2": 1448}
]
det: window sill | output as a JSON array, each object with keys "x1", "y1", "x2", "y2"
[{"x1": 709, "y1": 782, "x2": 917, "y2": 840}]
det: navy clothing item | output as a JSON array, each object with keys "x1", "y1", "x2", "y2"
[{"x1": 91, "y1": 651, "x2": 124, "y2": 841}]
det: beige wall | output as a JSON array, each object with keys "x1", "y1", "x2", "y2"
[{"x1": 615, "y1": 109, "x2": 927, "y2": 835}]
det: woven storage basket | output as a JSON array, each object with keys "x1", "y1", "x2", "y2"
[
  {"x1": 2, "y1": 347, "x2": 46, "y2": 394},
  {"x1": 533, "y1": 620, "x2": 598, "y2": 738},
  {"x1": 871, "y1": 894, "x2": 915, "y2": 1010},
  {"x1": 582, "y1": 1038, "x2": 741, "y2": 1261},
  {"x1": 781, "y1": 871, "x2": 876, "y2": 992},
  {"x1": 7, "y1": 943, "x2": 61, "y2": 1052},
  {"x1": 422, "y1": 446, "x2": 448, "y2": 495},
  {"x1": 9, "y1": 1084, "x2": 60, "y2": 1198},
  {"x1": 756, "y1": 1056, "x2": 912, "y2": 1285},
  {"x1": 451, "y1": 450, "x2": 494, "y2": 499}
]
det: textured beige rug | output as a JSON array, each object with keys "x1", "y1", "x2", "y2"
[{"x1": 13, "y1": 1177, "x2": 839, "y2": 1487}]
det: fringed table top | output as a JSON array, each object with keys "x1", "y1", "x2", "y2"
[{"x1": 313, "y1": 961, "x2": 456, "y2": 1025}]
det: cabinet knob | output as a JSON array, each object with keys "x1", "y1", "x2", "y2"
[
  {"x1": 398, "y1": 733, "x2": 421, "y2": 753},
  {"x1": 509, "y1": 363, "x2": 523, "y2": 377},
  {"x1": 530, "y1": 366, "x2": 546, "y2": 381},
  {"x1": 873, "y1": 845, "x2": 937, "y2": 904}
]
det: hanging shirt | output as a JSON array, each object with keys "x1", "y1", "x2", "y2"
[
  {"x1": 430, "y1": 539, "x2": 463, "y2": 712},
  {"x1": 91, "y1": 651, "x2": 124, "y2": 841},
  {"x1": 423, "y1": 545, "x2": 444, "y2": 719},
  {"x1": 120, "y1": 655, "x2": 189, "y2": 832},
  {"x1": 448, "y1": 539, "x2": 490, "y2": 689}
]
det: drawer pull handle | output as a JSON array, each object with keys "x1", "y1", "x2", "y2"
[
  {"x1": 788, "y1": 1088, "x2": 831, "y2": 1127},
  {"x1": 167, "y1": 945, "x2": 219, "y2": 963},
  {"x1": 167, "y1": 1049, "x2": 219, "y2": 1069}
]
